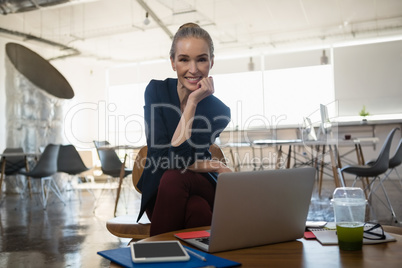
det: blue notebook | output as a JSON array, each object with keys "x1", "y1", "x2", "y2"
[{"x1": 97, "y1": 245, "x2": 241, "y2": 268}]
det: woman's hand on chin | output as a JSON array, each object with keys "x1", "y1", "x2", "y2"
[{"x1": 190, "y1": 76, "x2": 214, "y2": 103}]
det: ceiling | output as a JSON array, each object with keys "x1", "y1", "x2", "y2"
[{"x1": 1, "y1": 0, "x2": 402, "y2": 65}]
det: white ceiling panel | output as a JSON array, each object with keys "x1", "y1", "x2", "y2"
[{"x1": 0, "y1": 0, "x2": 401, "y2": 65}]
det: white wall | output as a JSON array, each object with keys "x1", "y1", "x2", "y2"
[
  {"x1": 51, "y1": 58, "x2": 109, "y2": 150},
  {"x1": 334, "y1": 40, "x2": 402, "y2": 116}
]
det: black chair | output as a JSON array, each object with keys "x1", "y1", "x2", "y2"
[
  {"x1": 58, "y1": 144, "x2": 90, "y2": 175},
  {"x1": 367, "y1": 137, "x2": 402, "y2": 222},
  {"x1": 338, "y1": 127, "x2": 399, "y2": 221},
  {"x1": 94, "y1": 141, "x2": 132, "y2": 216},
  {"x1": 1, "y1": 148, "x2": 29, "y2": 198},
  {"x1": 57, "y1": 144, "x2": 93, "y2": 200},
  {"x1": 385, "y1": 138, "x2": 402, "y2": 184},
  {"x1": 19, "y1": 144, "x2": 65, "y2": 209}
]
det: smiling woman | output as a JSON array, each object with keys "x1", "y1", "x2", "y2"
[{"x1": 135, "y1": 23, "x2": 231, "y2": 237}]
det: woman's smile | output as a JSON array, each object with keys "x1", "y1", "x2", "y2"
[{"x1": 186, "y1": 76, "x2": 203, "y2": 84}]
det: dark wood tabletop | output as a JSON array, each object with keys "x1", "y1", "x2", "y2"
[{"x1": 110, "y1": 225, "x2": 402, "y2": 268}]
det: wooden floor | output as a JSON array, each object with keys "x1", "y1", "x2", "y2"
[{"x1": 0, "y1": 175, "x2": 401, "y2": 268}]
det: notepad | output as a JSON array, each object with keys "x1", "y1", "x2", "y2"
[
  {"x1": 97, "y1": 245, "x2": 241, "y2": 268},
  {"x1": 309, "y1": 228, "x2": 397, "y2": 245},
  {"x1": 175, "y1": 230, "x2": 211, "y2": 239}
]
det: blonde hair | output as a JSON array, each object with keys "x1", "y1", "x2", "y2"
[{"x1": 169, "y1": 23, "x2": 214, "y2": 59}]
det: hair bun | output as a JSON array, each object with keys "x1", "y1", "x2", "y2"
[{"x1": 179, "y1": 22, "x2": 200, "y2": 30}]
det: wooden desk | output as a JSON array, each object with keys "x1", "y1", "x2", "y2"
[{"x1": 111, "y1": 226, "x2": 402, "y2": 268}]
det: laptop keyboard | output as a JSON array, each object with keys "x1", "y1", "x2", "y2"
[{"x1": 196, "y1": 237, "x2": 210, "y2": 245}]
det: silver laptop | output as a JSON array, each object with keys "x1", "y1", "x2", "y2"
[{"x1": 176, "y1": 167, "x2": 315, "y2": 253}]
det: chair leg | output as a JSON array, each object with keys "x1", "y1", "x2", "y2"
[
  {"x1": 0, "y1": 159, "x2": 5, "y2": 197},
  {"x1": 318, "y1": 145, "x2": 326, "y2": 196},
  {"x1": 49, "y1": 178, "x2": 66, "y2": 206},
  {"x1": 369, "y1": 172, "x2": 399, "y2": 223},
  {"x1": 114, "y1": 154, "x2": 128, "y2": 216},
  {"x1": 397, "y1": 169, "x2": 402, "y2": 187},
  {"x1": 41, "y1": 178, "x2": 48, "y2": 209},
  {"x1": 40, "y1": 177, "x2": 66, "y2": 209},
  {"x1": 351, "y1": 176, "x2": 358, "y2": 187},
  {"x1": 366, "y1": 177, "x2": 379, "y2": 201},
  {"x1": 93, "y1": 177, "x2": 117, "y2": 214},
  {"x1": 114, "y1": 174, "x2": 124, "y2": 217},
  {"x1": 359, "y1": 175, "x2": 399, "y2": 223},
  {"x1": 24, "y1": 157, "x2": 32, "y2": 199},
  {"x1": 276, "y1": 146, "x2": 283, "y2": 170},
  {"x1": 378, "y1": 179, "x2": 398, "y2": 223}
]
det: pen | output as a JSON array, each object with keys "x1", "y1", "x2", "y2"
[{"x1": 185, "y1": 248, "x2": 207, "y2": 261}]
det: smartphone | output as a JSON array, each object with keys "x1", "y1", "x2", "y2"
[{"x1": 130, "y1": 240, "x2": 190, "y2": 263}]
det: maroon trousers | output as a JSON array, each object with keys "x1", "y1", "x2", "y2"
[{"x1": 146, "y1": 169, "x2": 216, "y2": 236}]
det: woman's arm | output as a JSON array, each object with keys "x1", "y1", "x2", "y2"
[
  {"x1": 171, "y1": 77, "x2": 214, "y2": 147},
  {"x1": 171, "y1": 101, "x2": 197, "y2": 147},
  {"x1": 187, "y1": 159, "x2": 232, "y2": 174}
]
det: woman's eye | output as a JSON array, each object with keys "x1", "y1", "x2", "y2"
[{"x1": 179, "y1": 58, "x2": 188, "y2": 62}]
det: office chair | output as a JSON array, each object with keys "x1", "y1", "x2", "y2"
[
  {"x1": 93, "y1": 141, "x2": 132, "y2": 216},
  {"x1": 383, "y1": 138, "x2": 402, "y2": 186},
  {"x1": 1, "y1": 148, "x2": 29, "y2": 198},
  {"x1": 19, "y1": 144, "x2": 65, "y2": 209},
  {"x1": 94, "y1": 140, "x2": 110, "y2": 149},
  {"x1": 366, "y1": 137, "x2": 402, "y2": 222},
  {"x1": 57, "y1": 144, "x2": 93, "y2": 200},
  {"x1": 338, "y1": 127, "x2": 399, "y2": 222},
  {"x1": 107, "y1": 144, "x2": 227, "y2": 241}
]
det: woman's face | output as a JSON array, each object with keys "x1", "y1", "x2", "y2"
[{"x1": 171, "y1": 37, "x2": 214, "y2": 91}]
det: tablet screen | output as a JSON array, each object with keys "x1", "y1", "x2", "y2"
[
  {"x1": 134, "y1": 242, "x2": 186, "y2": 257},
  {"x1": 130, "y1": 241, "x2": 190, "y2": 263}
]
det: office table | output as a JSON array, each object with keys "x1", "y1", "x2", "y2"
[
  {"x1": 252, "y1": 138, "x2": 379, "y2": 195},
  {"x1": 220, "y1": 142, "x2": 253, "y2": 172},
  {"x1": 96, "y1": 145, "x2": 144, "y2": 151},
  {"x1": 110, "y1": 225, "x2": 402, "y2": 268}
]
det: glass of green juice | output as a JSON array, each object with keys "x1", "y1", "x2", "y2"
[{"x1": 332, "y1": 187, "x2": 367, "y2": 251}]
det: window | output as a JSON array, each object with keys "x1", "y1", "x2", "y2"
[
  {"x1": 214, "y1": 65, "x2": 334, "y2": 129},
  {"x1": 106, "y1": 60, "x2": 335, "y2": 140},
  {"x1": 107, "y1": 83, "x2": 146, "y2": 146}
]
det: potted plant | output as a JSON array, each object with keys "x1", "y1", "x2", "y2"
[{"x1": 359, "y1": 105, "x2": 369, "y2": 124}]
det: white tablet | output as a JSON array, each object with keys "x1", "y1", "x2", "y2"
[{"x1": 130, "y1": 240, "x2": 190, "y2": 263}]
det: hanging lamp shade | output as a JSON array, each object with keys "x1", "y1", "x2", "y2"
[{"x1": 6, "y1": 42, "x2": 74, "y2": 99}]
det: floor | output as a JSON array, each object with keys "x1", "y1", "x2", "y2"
[{"x1": 0, "y1": 175, "x2": 401, "y2": 268}]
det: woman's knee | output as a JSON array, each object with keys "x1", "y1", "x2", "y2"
[
  {"x1": 159, "y1": 169, "x2": 188, "y2": 187},
  {"x1": 158, "y1": 169, "x2": 190, "y2": 195},
  {"x1": 185, "y1": 195, "x2": 212, "y2": 227}
]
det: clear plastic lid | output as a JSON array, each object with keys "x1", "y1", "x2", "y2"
[{"x1": 331, "y1": 187, "x2": 366, "y2": 205}]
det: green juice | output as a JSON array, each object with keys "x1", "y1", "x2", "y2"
[{"x1": 336, "y1": 223, "x2": 364, "y2": 251}]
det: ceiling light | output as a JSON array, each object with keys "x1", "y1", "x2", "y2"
[
  {"x1": 320, "y1": 50, "x2": 328, "y2": 65},
  {"x1": 248, "y1": 57, "x2": 255, "y2": 71},
  {"x1": 143, "y1": 12, "x2": 150, "y2": 25}
]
